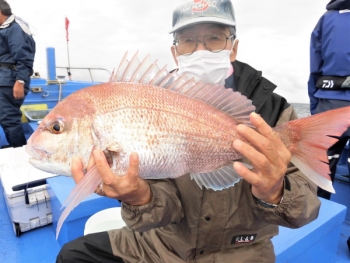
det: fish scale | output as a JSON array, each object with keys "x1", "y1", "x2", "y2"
[{"x1": 93, "y1": 105, "x2": 240, "y2": 178}]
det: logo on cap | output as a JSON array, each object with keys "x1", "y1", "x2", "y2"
[{"x1": 181, "y1": 0, "x2": 219, "y2": 14}]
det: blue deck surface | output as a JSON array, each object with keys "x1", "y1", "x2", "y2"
[
  {"x1": 330, "y1": 180, "x2": 350, "y2": 263},
  {"x1": 0, "y1": 177, "x2": 349, "y2": 263},
  {"x1": 273, "y1": 198, "x2": 346, "y2": 263}
]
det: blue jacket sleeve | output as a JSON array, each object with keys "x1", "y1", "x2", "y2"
[
  {"x1": 7, "y1": 23, "x2": 35, "y2": 84},
  {"x1": 308, "y1": 18, "x2": 324, "y2": 115}
]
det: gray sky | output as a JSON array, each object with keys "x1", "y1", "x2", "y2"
[{"x1": 9, "y1": 0, "x2": 328, "y2": 103}]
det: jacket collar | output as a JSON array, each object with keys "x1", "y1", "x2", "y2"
[
  {"x1": 0, "y1": 14, "x2": 15, "y2": 29},
  {"x1": 232, "y1": 60, "x2": 277, "y2": 113},
  {"x1": 326, "y1": 0, "x2": 350, "y2": 10}
]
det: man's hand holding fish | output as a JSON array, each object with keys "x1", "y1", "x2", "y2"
[
  {"x1": 233, "y1": 112, "x2": 289, "y2": 205},
  {"x1": 72, "y1": 150, "x2": 152, "y2": 206}
]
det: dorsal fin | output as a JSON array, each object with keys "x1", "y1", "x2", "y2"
[
  {"x1": 121, "y1": 51, "x2": 140, "y2": 82},
  {"x1": 112, "y1": 51, "x2": 128, "y2": 82},
  {"x1": 110, "y1": 51, "x2": 256, "y2": 125},
  {"x1": 130, "y1": 53, "x2": 151, "y2": 82}
]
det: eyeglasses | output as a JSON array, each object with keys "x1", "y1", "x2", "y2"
[{"x1": 173, "y1": 33, "x2": 235, "y2": 55}]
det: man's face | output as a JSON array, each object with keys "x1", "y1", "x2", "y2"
[
  {"x1": 0, "y1": 11, "x2": 7, "y2": 26},
  {"x1": 171, "y1": 23, "x2": 238, "y2": 65}
]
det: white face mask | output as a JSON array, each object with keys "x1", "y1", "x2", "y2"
[{"x1": 177, "y1": 49, "x2": 232, "y2": 86}]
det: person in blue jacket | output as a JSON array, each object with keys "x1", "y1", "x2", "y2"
[
  {"x1": 308, "y1": 0, "x2": 350, "y2": 201},
  {"x1": 0, "y1": 0, "x2": 35, "y2": 148}
]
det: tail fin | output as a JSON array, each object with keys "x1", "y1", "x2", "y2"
[
  {"x1": 56, "y1": 165, "x2": 102, "y2": 239},
  {"x1": 274, "y1": 106, "x2": 350, "y2": 193}
]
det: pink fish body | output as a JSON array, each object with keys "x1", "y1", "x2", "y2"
[
  {"x1": 25, "y1": 51, "x2": 350, "y2": 238},
  {"x1": 27, "y1": 69, "x2": 252, "y2": 183}
]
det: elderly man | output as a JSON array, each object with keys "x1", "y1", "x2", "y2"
[
  {"x1": 57, "y1": 1, "x2": 320, "y2": 262},
  {"x1": 0, "y1": 0, "x2": 35, "y2": 148}
]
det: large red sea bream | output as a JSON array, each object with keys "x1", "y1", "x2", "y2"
[{"x1": 25, "y1": 51, "x2": 350, "y2": 238}]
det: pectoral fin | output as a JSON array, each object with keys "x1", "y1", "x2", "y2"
[{"x1": 56, "y1": 165, "x2": 102, "y2": 239}]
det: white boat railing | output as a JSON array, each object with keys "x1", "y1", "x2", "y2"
[{"x1": 56, "y1": 66, "x2": 111, "y2": 83}]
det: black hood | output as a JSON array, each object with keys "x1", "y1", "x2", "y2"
[{"x1": 326, "y1": 0, "x2": 350, "y2": 10}]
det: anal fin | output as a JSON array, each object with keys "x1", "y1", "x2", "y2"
[{"x1": 190, "y1": 165, "x2": 242, "y2": 191}]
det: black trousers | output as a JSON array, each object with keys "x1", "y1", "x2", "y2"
[
  {"x1": 56, "y1": 232, "x2": 124, "y2": 263},
  {"x1": 315, "y1": 99, "x2": 350, "y2": 200},
  {"x1": 0, "y1": 87, "x2": 27, "y2": 147}
]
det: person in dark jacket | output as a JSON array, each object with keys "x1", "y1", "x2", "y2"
[
  {"x1": 57, "y1": 1, "x2": 320, "y2": 262},
  {"x1": 308, "y1": 0, "x2": 350, "y2": 201},
  {"x1": 0, "y1": 0, "x2": 36, "y2": 148}
]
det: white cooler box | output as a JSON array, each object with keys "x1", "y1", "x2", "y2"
[{"x1": 0, "y1": 146, "x2": 57, "y2": 236}]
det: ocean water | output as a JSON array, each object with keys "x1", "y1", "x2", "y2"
[{"x1": 291, "y1": 103, "x2": 310, "y2": 118}]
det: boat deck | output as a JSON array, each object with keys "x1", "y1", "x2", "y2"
[{"x1": 329, "y1": 179, "x2": 350, "y2": 263}]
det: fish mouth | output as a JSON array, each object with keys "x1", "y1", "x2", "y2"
[{"x1": 25, "y1": 145, "x2": 52, "y2": 163}]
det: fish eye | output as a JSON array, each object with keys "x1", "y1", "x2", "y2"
[{"x1": 49, "y1": 120, "x2": 64, "y2": 134}]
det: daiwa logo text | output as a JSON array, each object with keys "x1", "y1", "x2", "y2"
[{"x1": 322, "y1": 80, "x2": 334, "y2": 88}]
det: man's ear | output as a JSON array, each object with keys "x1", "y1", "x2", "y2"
[
  {"x1": 171, "y1": 46, "x2": 179, "y2": 66},
  {"x1": 230, "y1": 39, "x2": 239, "y2": 62}
]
